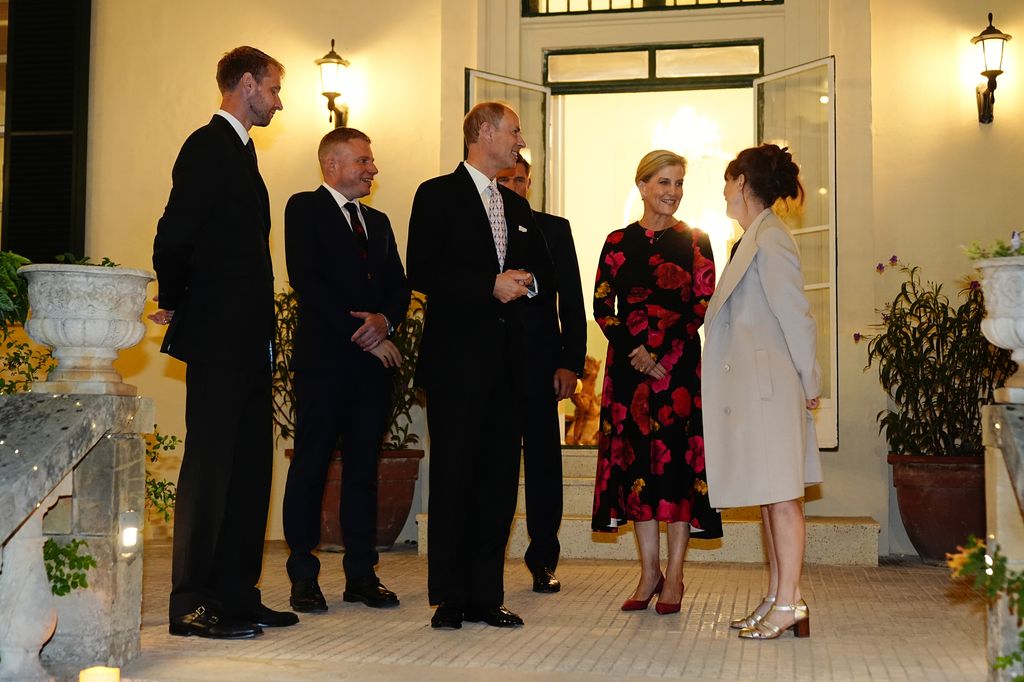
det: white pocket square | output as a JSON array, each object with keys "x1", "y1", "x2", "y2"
[{"x1": 518, "y1": 225, "x2": 528, "y2": 233}]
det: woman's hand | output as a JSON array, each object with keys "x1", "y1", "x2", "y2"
[
  {"x1": 628, "y1": 346, "x2": 667, "y2": 380},
  {"x1": 806, "y1": 396, "x2": 820, "y2": 409}
]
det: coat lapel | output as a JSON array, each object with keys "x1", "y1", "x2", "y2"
[{"x1": 705, "y1": 208, "x2": 772, "y2": 328}]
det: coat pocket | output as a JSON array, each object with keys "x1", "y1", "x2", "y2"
[{"x1": 754, "y1": 349, "x2": 773, "y2": 400}]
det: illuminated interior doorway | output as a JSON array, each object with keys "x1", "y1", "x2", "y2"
[{"x1": 555, "y1": 87, "x2": 754, "y2": 445}]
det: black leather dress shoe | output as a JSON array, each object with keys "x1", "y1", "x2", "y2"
[
  {"x1": 343, "y1": 576, "x2": 399, "y2": 608},
  {"x1": 531, "y1": 567, "x2": 561, "y2": 593},
  {"x1": 169, "y1": 606, "x2": 262, "y2": 639},
  {"x1": 430, "y1": 602, "x2": 463, "y2": 629},
  {"x1": 234, "y1": 602, "x2": 300, "y2": 628},
  {"x1": 291, "y1": 578, "x2": 328, "y2": 613},
  {"x1": 463, "y1": 605, "x2": 524, "y2": 628}
]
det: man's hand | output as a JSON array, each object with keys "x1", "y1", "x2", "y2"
[
  {"x1": 493, "y1": 271, "x2": 529, "y2": 303},
  {"x1": 553, "y1": 368, "x2": 578, "y2": 400},
  {"x1": 351, "y1": 311, "x2": 388, "y2": 350},
  {"x1": 147, "y1": 296, "x2": 174, "y2": 325},
  {"x1": 806, "y1": 396, "x2": 821, "y2": 409},
  {"x1": 369, "y1": 339, "x2": 402, "y2": 368},
  {"x1": 508, "y1": 269, "x2": 534, "y2": 288}
]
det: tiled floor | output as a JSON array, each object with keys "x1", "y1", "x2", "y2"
[{"x1": 122, "y1": 540, "x2": 988, "y2": 681}]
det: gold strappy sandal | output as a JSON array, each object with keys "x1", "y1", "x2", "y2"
[
  {"x1": 738, "y1": 599, "x2": 810, "y2": 640},
  {"x1": 729, "y1": 596, "x2": 775, "y2": 630}
]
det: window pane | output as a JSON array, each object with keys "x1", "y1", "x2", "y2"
[
  {"x1": 806, "y1": 287, "x2": 831, "y2": 397},
  {"x1": 548, "y1": 51, "x2": 648, "y2": 83},
  {"x1": 793, "y1": 229, "x2": 828, "y2": 286},
  {"x1": 656, "y1": 45, "x2": 760, "y2": 78},
  {"x1": 758, "y1": 64, "x2": 830, "y2": 229}
]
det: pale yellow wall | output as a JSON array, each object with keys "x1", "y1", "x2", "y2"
[
  {"x1": 865, "y1": 0, "x2": 1024, "y2": 553},
  {"x1": 87, "y1": 0, "x2": 452, "y2": 541}
]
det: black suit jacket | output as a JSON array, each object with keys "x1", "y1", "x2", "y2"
[
  {"x1": 521, "y1": 211, "x2": 587, "y2": 378},
  {"x1": 153, "y1": 115, "x2": 274, "y2": 368},
  {"x1": 284, "y1": 186, "x2": 410, "y2": 372},
  {"x1": 406, "y1": 163, "x2": 553, "y2": 394}
]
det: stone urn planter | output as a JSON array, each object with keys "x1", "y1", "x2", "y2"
[
  {"x1": 887, "y1": 454, "x2": 986, "y2": 563},
  {"x1": 18, "y1": 264, "x2": 155, "y2": 396},
  {"x1": 977, "y1": 256, "x2": 1024, "y2": 404}
]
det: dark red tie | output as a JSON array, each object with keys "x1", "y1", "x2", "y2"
[{"x1": 344, "y1": 202, "x2": 368, "y2": 259}]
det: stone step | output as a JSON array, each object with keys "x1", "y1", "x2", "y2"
[
  {"x1": 416, "y1": 512, "x2": 879, "y2": 566},
  {"x1": 559, "y1": 448, "x2": 598, "y2": 478},
  {"x1": 517, "y1": 475, "x2": 595, "y2": 517}
]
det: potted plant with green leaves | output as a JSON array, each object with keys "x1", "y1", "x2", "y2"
[
  {"x1": 273, "y1": 289, "x2": 427, "y2": 550},
  {"x1": 857, "y1": 257, "x2": 1015, "y2": 562}
]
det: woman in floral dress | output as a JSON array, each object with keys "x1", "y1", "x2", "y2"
[{"x1": 591, "y1": 150, "x2": 722, "y2": 615}]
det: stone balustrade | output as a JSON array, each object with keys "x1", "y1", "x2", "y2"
[{"x1": 0, "y1": 392, "x2": 153, "y2": 680}]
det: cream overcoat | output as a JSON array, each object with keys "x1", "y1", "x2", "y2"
[{"x1": 702, "y1": 209, "x2": 822, "y2": 508}]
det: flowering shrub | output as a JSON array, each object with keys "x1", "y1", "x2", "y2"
[
  {"x1": 948, "y1": 538, "x2": 1024, "y2": 680},
  {"x1": 964, "y1": 231, "x2": 1024, "y2": 259}
]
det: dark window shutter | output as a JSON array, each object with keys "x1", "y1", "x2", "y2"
[{"x1": 2, "y1": 0, "x2": 91, "y2": 263}]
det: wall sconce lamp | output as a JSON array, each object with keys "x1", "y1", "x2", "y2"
[
  {"x1": 971, "y1": 12, "x2": 1012, "y2": 124},
  {"x1": 316, "y1": 39, "x2": 350, "y2": 128}
]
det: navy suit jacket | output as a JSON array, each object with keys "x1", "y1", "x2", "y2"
[
  {"x1": 284, "y1": 186, "x2": 410, "y2": 373},
  {"x1": 406, "y1": 163, "x2": 554, "y2": 396},
  {"x1": 153, "y1": 115, "x2": 275, "y2": 368},
  {"x1": 521, "y1": 210, "x2": 587, "y2": 378}
]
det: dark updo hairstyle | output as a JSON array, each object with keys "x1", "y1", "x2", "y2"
[{"x1": 724, "y1": 143, "x2": 804, "y2": 208}]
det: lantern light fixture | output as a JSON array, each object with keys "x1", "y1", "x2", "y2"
[
  {"x1": 971, "y1": 12, "x2": 1012, "y2": 124},
  {"x1": 316, "y1": 38, "x2": 350, "y2": 128}
]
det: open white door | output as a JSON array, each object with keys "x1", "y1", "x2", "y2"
[{"x1": 754, "y1": 57, "x2": 838, "y2": 449}]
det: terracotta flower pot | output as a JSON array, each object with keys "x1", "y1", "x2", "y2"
[
  {"x1": 888, "y1": 454, "x2": 985, "y2": 562},
  {"x1": 286, "y1": 448, "x2": 424, "y2": 551}
]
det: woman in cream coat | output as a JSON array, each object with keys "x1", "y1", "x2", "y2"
[{"x1": 702, "y1": 144, "x2": 822, "y2": 640}]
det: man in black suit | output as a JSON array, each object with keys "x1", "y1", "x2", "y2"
[
  {"x1": 282, "y1": 127, "x2": 410, "y2": 614},
  {"x1": 407, "y1": 102, "x2": 553, "y2": 630},
  {"x1": 495, "y1": 156, "x2": 586, "y2": 594},
  {"x1": 151, "y1": 46, "x2": 297, "y2": 639}
]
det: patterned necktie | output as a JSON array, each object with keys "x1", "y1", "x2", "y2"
[
  {"x1": 486, "y1": 183, "x2": 507, "y2": 270},
  {"x1": 245, "y1": 139, "x2": 257, "y2": 166},
  {"x1": 344, "y1": 202, "x2": 368, "y2": 259}
]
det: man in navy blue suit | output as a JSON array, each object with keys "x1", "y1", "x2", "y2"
[
  {"x1": 282, "y1": 128, "x2": 410, "y2": 615},
  {"x1": 152, "y1": 46, "x2": 297, "y2": 639},
  {"x1": 496, "y1": 155, "x2": 586, "y2": 594}
]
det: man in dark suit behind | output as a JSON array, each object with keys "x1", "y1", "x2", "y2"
[
  {"x1": 151, "y1": 46, "x2": 297, "y2": 639},
  {"x1": 407, "y1": 102, "x2": 553, "y2": 630},
  {"x1": 496, "y1": 156, "x2": 586, "y2": 594},
  {"x1": 282, "y1": 127, "x2": 410, "y2": 614}
]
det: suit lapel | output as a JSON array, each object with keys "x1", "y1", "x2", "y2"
[
  {"x1": 315, "y1": 186, "x2": 367, "y2": 264},
  {"x1": 705, "y1": 209, "x2": 771, "y2": 328},
  {"x1": 211, "y1": 116, "x2": 270, "y2": 233}
]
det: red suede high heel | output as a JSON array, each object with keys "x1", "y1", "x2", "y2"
[
  {"x1": 655, "y1": 582, "x2": 685, "y2": 615},
  {"x1": 621, "y1": 574, "x2": 665, "y2": 611}
]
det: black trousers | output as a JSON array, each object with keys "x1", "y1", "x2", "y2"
[
  {"x1": 169, "y1": 360, "x2": 273, "y2": 619},
  {"x1": 522, "y1": 365, "x2": 563, "y2": 572},
  {"x1": 283, "y1": 366, "x2": 389, "y2": 582},
  {"x1": 426, "y1": 360, "x2": 521, "y2": 608}
]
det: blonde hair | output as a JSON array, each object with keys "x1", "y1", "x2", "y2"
[{"x1": 635, "y1": 150, "x2": 687, "y2": 184}]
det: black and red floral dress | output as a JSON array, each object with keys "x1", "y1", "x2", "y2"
[{"x1": 591, "y1": 221, "x2": 722, "y2": 538}]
